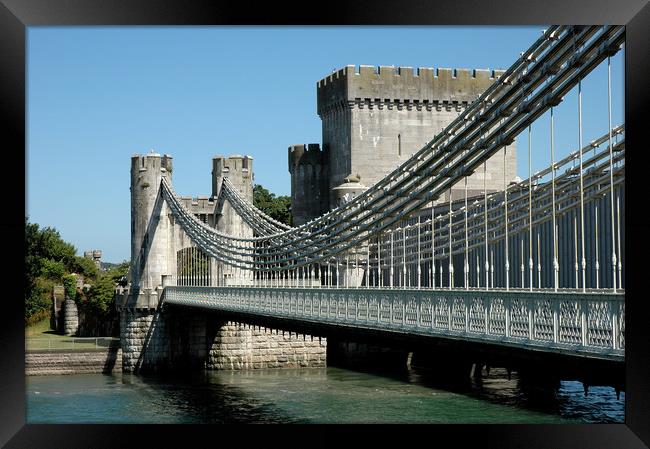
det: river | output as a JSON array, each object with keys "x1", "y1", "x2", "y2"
[{"x1": 26, "y1": 366, "x2": 624, "y2": 424}]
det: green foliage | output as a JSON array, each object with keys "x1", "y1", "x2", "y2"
[
  {"x1": 25, "y1": 309, "x2": 51, "y2": 327},
  {"x1": 253, "y1": 184, "x2": 292, "y2": 226},
  {"x1": 25, "y1": 219, "x2": 80, "y2": 323},
  {"x1": 24, "y1": 218, "x2": 125, "y2": 326},
  {"x1": 72, "y1": 255, "x2": 98, "y2": 279},
  {"x1": 62, "y1": 274, "x2": 77, "y2": 300},
  {"x1": 85, "y1": 273, "x2": 117, "y2": 315},
  {"x1": 40, "y1": 258, "x2": 66, "y2": 280},
  {"x1": 25, "y1": 277, "x2": 54, "y2": 325},
  {"x1": 37, "y1": 226, "x2": 77, "y2": 269},
  {"x1": 107, "y1": 260, "x2": 130, "y2": 284}
]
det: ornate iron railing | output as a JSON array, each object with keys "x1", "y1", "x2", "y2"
[{"x1": 164, "y1": 286, "x2": 624, "y2": 361}]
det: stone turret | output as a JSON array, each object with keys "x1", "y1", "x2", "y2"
[
  {"x1": 212, "y1": 155, "x2": 253, "y2": 201},
  {"x1": 288, "y1": 144, "x2": 329, "y2": 226},
  {"x1": 289, "y1": 64, "x2": 518, "y2": 222},
  {"x1": 84, "y1": 250, "x2": 102, "y2": 269},
  {"x1": 212, "y1": 155, "x2": 254, "y2": 285},
  {"x1": 127, "y1": 150, "x2": 173, "y2": 303}
]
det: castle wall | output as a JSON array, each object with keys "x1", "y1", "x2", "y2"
[
  {"x1": 320, "y1": 107, "x2": 352, "y2": 205},
  {"x1": 288, "y1": 144, "x2": 329, "y2": 226},
  {"x1": 309, "y1": 65, "x2": 518, "y2": 217},
  {"x1": 179, "y1": 196, "x2": 217, "y2": 227}
]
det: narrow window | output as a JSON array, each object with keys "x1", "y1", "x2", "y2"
[{"x1": 398, "y1": 133, "x2": 402, "y2": 156}]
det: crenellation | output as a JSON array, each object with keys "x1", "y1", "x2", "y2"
[
  {"x1": 303, "y1": 64, "x2": 516, "y2": 222},
  {"x1": 317, "y1": 65, "x2": 506, "y2": 116}
]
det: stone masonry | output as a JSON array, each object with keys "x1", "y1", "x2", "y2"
[
  {"x1": 289, "y1": 65, "x2": 518, "y2": 224},
  {"x1": 119, "y1": 151, "x2": 326, "y2": 373},
  {"x1": 26, "y1": 348, "x2": 122, "y2": 376},
  {"x1": 63, "y1": 299, "x2": 79, "y2": 336},
  {"x1": 208, "y1": 322, "x2": 326, "y2": 370},
  {"x1": 120, "y1": 305, "x2": 325, "y2": 373}
]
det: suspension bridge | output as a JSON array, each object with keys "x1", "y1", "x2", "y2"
[{"x1": 118, "y1": 25, "x2": 625, "y2": 390}]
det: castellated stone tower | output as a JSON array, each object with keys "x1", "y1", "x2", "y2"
[
  {"x1": 290, "y1": 65, "x2": 518, "y2": 222},
  {"x1": 212, "y1": 155, "x2": 254, "y2": 284},
  {"x1": 288, "y1": 144, "x2": 329, "y2": 226},
  {"x1": 128, "y1": 151, "x2": 174, "y2": 302},
  {"x1": 212, "y1": 155, "x2": 254, "y2": 237}
]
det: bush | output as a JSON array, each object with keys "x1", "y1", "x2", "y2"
[
  {"x1": 73, "y1": 256, "x2": 98, "y2": 279},
  {"x1": 85, "y1": 273, "x2": 117, "y2": 315},
  {"x1": 253, "y1": 184, "x2": 292, "y2": 226},
  {"x1": 40, "y1": 258, "x2": 66, "y2": 280},
  {"x1": 25, "y1": 309, "x2": 51, "y2": 327},
  {"x1": 25, "y1": 277, "x2": 54, "y2": 323},
  {"x1": 62, "y1": 274, "x2": 77, "y2": 300}
]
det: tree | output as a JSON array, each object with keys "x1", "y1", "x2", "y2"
[
  {"x1": 24, "y1": 219, "x2": 81, "y2": 323},
  {"x1": 85, "y1": 273, "x2": 116, "y2": 315},
  {"x1": 107, "y1": 261, "x2": 130, "y2": 285},
  {"x1": 253, "y1": 184, "x2": 292, "y2": 226},
  {"x1": 62, "y1": 274, "x2": 77, "y2": 301},
  {"x1": 72, "y1": 255, "x2": 98, "y2": 280},
  {"x1": 40, "y1": 258, "x2": 66, "y2": 280}
]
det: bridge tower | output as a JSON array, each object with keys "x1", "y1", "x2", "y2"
[
  {"x1": 212, "y1": 155, "x2": 254, "y2": 285},
  {"x1": 118, "y1": 151, "x2": 174, "y2": 372},
  {"x1": 128, "y1": 150, "x2": 174, "y2": 299}
]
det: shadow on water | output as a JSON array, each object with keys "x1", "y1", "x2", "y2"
[
  {"x1": 326, "y1": 362, "x2": 624, "y2": 423},
  {"x1": 412, "y1": 366, "x2": 624, "y2": 423},
  {"x1": 27, "y1": 366, "x2": 623, "y2": 423},
  {"x1": 123, "y1": 371, "x2": 300, "y2": 423}
]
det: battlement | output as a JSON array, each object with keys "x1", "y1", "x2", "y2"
[
  {"x1": 179, "y1": 196, "x2": 216, "y2": 214},
  {"x1": 212, "y1": 155, "x2": 253, "y2": 174},
  {"x1": 288, "y1": 144, "x2": 327, "y2": 173},
  {"x1": 212, "y1": 155, "x2": 254, "y2": 199},
  {"x1": 317, "y1": 65, "x2": 505, "y2": 115},
  {"x1": 131, "y1": 152, "x2": 173, "y2": 174}
]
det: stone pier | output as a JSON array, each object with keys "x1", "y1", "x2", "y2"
[{"x1": 118, "y1": 299, "x2": 326, "y2": 373}]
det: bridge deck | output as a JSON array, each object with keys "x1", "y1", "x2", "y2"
[{"x1": 163, "y1": 286, "x2": 624, "y2": 362}]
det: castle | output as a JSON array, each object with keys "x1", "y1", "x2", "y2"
[
  {"x1": 289, "y1": 65, "x2": 518, "y2": 225},
  {"x1": 119, "y1": 64, "x2": 520, "y2": 373},
  {"x1": 125, "y1": 64, "x2": 519, "y2": 293}
]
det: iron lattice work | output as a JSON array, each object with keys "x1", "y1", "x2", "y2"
[{"x1": 164, "y1": 286, "x2": 624, "y2": 361}]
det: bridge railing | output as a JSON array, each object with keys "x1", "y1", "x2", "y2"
[{"x1": 164, "y1": 286, "x2": 624, "y2": 361}]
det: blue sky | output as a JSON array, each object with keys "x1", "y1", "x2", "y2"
[{"x1": 27, "y1": 27, "x2": 624, "y2": 263}]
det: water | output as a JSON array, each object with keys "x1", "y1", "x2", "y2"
[{"x1": 26, "y1": 367, "x2": 624, "y2": 424}]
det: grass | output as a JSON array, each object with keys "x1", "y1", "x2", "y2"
[{"x1": 25, "y1": 318, "x2": 119, "y2": 351}]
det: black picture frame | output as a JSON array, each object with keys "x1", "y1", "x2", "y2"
[{"x1": 1, "y1": 0, "x2": 648, "y2": 447}]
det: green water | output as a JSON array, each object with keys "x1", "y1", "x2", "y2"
[{"x1": 26, "y1": 367, "x2": 624, "y2": 424}]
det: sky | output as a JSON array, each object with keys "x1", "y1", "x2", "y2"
[{"x1": 26, "y1": 26, "x2": 624, "y2": 263}]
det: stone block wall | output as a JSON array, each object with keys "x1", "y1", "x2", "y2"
[
  {"x1": 119, "y1": 306, "x2": 326, "y2": 373},
  {"x1": 26, "y1": 348, "x2": 122, "y2": 376},
  {"x1": 63, "y1": 299, "x2": 79, "y2": 336},
  {"x1": 120, "y1": 308, "x2": 170, "y2": 373},
  {"x1": 208, "y1": 321, "x2": 326, "y2": 370}
]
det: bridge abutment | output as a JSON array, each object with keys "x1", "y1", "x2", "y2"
[
  {"x1": 119, "y1": 303, "x2": 327, "y2": 373},
  {"x1": 207, "y1": 321, "x2": 326, "y2": 370}
]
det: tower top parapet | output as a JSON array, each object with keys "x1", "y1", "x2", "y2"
[
  {"x1": 317, "y1": 65, "x2": 505, "y2": 116},
  {"x1": 288, "y1": 144, "x2": 326, "y2": 173}
]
